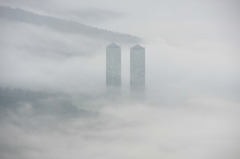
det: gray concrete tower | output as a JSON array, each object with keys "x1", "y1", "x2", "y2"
[
  {"x1": 106, "y1": 43, "x2": 121, "y2": 95},
  {"x1": 130, "y1": 44, "x2": 145, "y2": 98}
]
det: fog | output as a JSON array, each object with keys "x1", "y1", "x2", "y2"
[{"x1": 0, "y1": 0, "x2": 240, "y2": 159}]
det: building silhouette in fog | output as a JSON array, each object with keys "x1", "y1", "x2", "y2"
[
  {"x1": 106, "y1": 43, "x2": 121, "y2": 95},
  {"x1": 130, "y1": 44, "x2": 145, "y2": 98}
]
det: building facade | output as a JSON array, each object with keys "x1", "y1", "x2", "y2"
[
  {"x1": 130, "y1": 44, "x2": 145, "y2": 97},
  {"x1": 106, "y1": 43, "x2": 121, "y2": 95}
]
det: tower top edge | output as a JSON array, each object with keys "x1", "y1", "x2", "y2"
[
  {"x1": 131, "y1": 44, "x2": 144, "y2": 50},
  {"x1": 107, "y1": 43, "x2": 120, "y2": 48}
]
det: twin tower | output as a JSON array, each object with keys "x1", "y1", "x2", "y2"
[{"x1": 106, "y1": 43, "x2": 145, "y2": 98}]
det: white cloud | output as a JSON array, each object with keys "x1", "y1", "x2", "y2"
[{"x1": 0, "y1": 99, "x2": 239, "y2": 159}]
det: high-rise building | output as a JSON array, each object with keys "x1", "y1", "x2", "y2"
[
  {"x1": 130, "y1": 44, "x2": 145, "y2": 98},
  {"x1": 106, "y1": 43, "x2": 121, "y2": 95}
]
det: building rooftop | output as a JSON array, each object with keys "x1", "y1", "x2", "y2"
[
  {"x1": 107, "y1": 43, "x2": 120, "y2": 48},
  {"x1": 131, "y1": 44, "x2": 144, "y2": 50}
]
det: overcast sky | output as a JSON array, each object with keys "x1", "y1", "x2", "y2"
[
  {"x1": 0, "y1": 0, "x2": 239, "y2": 159},
  {"x1": 0, "y1": 0, "x2": 239, "y2": 100}
]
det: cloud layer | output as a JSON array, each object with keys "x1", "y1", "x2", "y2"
[{"x1": 0, "y1": 93, "x2": 239, "y2": 159}]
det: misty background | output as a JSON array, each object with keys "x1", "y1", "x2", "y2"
[{"x1": 0, "y1": 0, "x2": 240, "y2": 159}]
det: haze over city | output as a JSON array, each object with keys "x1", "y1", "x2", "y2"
[{"x1": 0, "y1": 0, "x2": 240, "y2": 159}]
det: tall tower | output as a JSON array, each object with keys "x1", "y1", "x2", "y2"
[
  {"x1": 106, "y1": 43, "x2": 121, "y2": 95},
  {"x1": 130, "y1": 44, "x2": 145, "y2": 98}
]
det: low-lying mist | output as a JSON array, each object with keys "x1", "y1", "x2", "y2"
[{"x1": 0, "y1": 88, "x2": 239, "y2": 159}]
